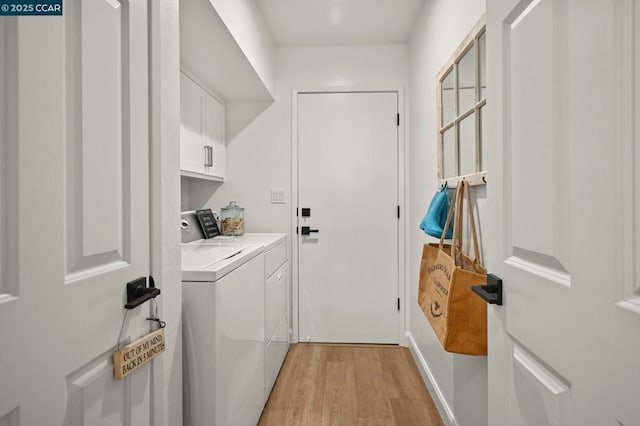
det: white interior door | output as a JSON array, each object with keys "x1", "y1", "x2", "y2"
[
  {"x1": 297, "y1": 92, "x2": 399, "y2": 344},
  {"x1": 486, "y1": 0, "x2": 640, "y2": 425},
  {"x1": 0, "y1": 2, "x2": 155, "y2": 425}
]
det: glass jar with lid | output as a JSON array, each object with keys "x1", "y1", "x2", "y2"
[{"x1": 220, "y1": 201, "x2": 245, "y2": 236}]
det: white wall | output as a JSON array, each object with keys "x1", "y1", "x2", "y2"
[
  {"x1": 187, "y1": 45, "x2": 409, "y2": 233},
  {"x1": 408, "y1": 1, "x2": 487, "y2": 426}
]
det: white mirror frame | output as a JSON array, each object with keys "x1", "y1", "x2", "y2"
[{"x1": 437, "y1": 15, "x2": 487, "y2": 187}]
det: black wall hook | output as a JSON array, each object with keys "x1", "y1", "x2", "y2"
[{"x1": 125, "y1": 276, "x2": 161, "y2": 309}]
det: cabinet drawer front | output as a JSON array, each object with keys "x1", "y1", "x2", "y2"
[
  {"x1": 265, "y1": 240, "x2": 287, "y2": 278},
  {"x1": 265, "y1": 313, "x2": 290, "y2": 400},
  {"x1": 265, "y1": 261, "x2": 288, "y2": 340}
]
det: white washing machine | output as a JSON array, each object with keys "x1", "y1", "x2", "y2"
[{"x1": 181, "y1": 211, "x2": 289, "y2": 426}]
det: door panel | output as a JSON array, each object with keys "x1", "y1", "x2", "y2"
[
  {"x1": 509, "y1": 344, "x2": 570, "y2": 426},
  {"x1": 508, "y1": 0, "x2": 569, "y2": 271},
  {"x1": 76, "y1": 0, "x2": 125, "y2": 258},
  {"x1": 506, "y1": 0, "x2": 570, "y2": 286},
  {"x1": 487, "y1": 0, "x2": 640, "y2": 425},
  {"x1": 64, "y1": 352, "x2": 142, "y2": 426},
  {"x1": 297, "y1": 92, "x2": 399, "y2": 344},
  {"x1": 0, "y1": 1, "x2": 153, "y2": 424},
  {"x1": 65, "y1": 0, "x2": 136, "y2": 277}
]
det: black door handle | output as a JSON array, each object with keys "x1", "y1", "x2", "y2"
[
  {"x1": 125, "y1": 276, "x2": 161, "y2": 309},
  {"x1": 300, "y1": 226, "x2": 319, "y2": 236},
  {"x1": 471, "y1": 274, "x2": 503, "y2": 305}
]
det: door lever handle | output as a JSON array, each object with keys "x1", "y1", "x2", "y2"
[
  {"x1": 471, "y1": 274, "x2": 503, "y2": 305},
  {"x1": 125, "y1": 276, "x2": 161, "y2": 310},
  {"x1": 300, "y1": 226, "x2": 319, "y2": 236}
]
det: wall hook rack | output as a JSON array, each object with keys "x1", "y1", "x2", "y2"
[
  {"x1": 438, "y1": 172, "x2": 487, "y2": 188},
  {"x1": 125, "y1": 276, "x2": 161, "y2": 310}
]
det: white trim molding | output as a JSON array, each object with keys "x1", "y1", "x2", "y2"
[
  {"x1": 615, "y1": 0, "x2": 640, "y2": 315},
  {"x1": 406, "y1": 331, "x2": 458, "y2": 426}
]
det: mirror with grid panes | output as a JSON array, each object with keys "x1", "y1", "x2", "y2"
[{"x1": 437, "y1": 16, "x2": 486, "y2": 186}]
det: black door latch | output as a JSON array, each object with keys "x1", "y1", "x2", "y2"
[
  {"x1": 471, "y1": 274, "x2": 503, "y2": 306},
  {"x1": 300, "y1": 226, "x2": 319, "y2": 236},
  {"x1": 125, "y1": 276, "x2": 161, "y2": 309}
]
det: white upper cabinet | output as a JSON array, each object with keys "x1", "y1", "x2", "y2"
[
  {"x1": 179, "y1": 0, "x2": 276, "y2": 182},
  {"x1": 180, "y1": 72, "x2": 205, "y2": 176},
  {"x1": 180, "y1": 72, "x2": 226, "y2": 181},
  {"x1": 205, "y1": 92, "x2": 226, "y2": 179}
]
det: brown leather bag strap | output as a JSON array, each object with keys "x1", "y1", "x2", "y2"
[
  {"x1": 452, "y1": 183, "x2": 462, "y2": 260},
  {"x1": 463, "y1": 180, "x2": 481, "y2": 261}
]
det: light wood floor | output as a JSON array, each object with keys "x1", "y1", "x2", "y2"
[{"x1": 259, "y1": 344, "x2": 443, "y2": 426}]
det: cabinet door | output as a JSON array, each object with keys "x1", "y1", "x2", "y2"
[
  {"x1": 265, "y1": 261, "x2": 288, "y2": 341},
  {"x1": 204, "y1": 92, "x2": 226, "y2": 179},
  {"x1": 180, "y1": 73, "x2": 205, "y2": 174}
]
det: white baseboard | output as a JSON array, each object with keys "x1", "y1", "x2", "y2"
[
  {"x1": 399, "y1": 332, "x2": 410, "y2": 347},
  {"x1": 406, "y1": 331, "x2": 458, "y2": 426}
]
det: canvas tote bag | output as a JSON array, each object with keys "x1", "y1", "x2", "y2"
[{"x1": 418, "y1": 180, "x2": 488, "y2": 355}]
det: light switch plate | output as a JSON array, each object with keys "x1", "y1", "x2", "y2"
[{"x1": 271, "y1": 189, "x2": 285, "y2": 204}]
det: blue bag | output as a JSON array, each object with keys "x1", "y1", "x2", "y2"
[{"x1": 419, "y1": 184, "x2": 453, "y2": 239}]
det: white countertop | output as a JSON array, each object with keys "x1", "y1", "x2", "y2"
[{"x1": 181, "y1": 233, "x2": 287, "y2": 282}]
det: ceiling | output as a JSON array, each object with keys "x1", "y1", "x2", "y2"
[{"x1": 255, "y1": 0, "x2": 426, "y2": 47}]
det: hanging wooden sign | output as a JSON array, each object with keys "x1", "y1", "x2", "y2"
[{"x1": 113, "y1": 328, "x2": 165, "y2": 380}]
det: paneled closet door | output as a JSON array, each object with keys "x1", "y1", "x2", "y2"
[
  {"x1": 485, "y1": 0, "x2": 640, "y2": 425},
  {"x1": 0, "y1": 1, "x2": 154, "y2": 424}
]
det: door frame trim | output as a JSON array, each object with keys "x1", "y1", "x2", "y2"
[
  {"x1": 149, "y1": 1, "x2": 182, "y2": 425},
  {"x1": 290, "y1": 86, "x2": 408, "y2": 345}
]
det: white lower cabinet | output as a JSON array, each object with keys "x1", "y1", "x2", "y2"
[
  {"x1": 180, "y1": 71, "x2": 226, "y2": 181},
  {"x1": 263, "y1": 243, "x2": 290, "y2": 401}
]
